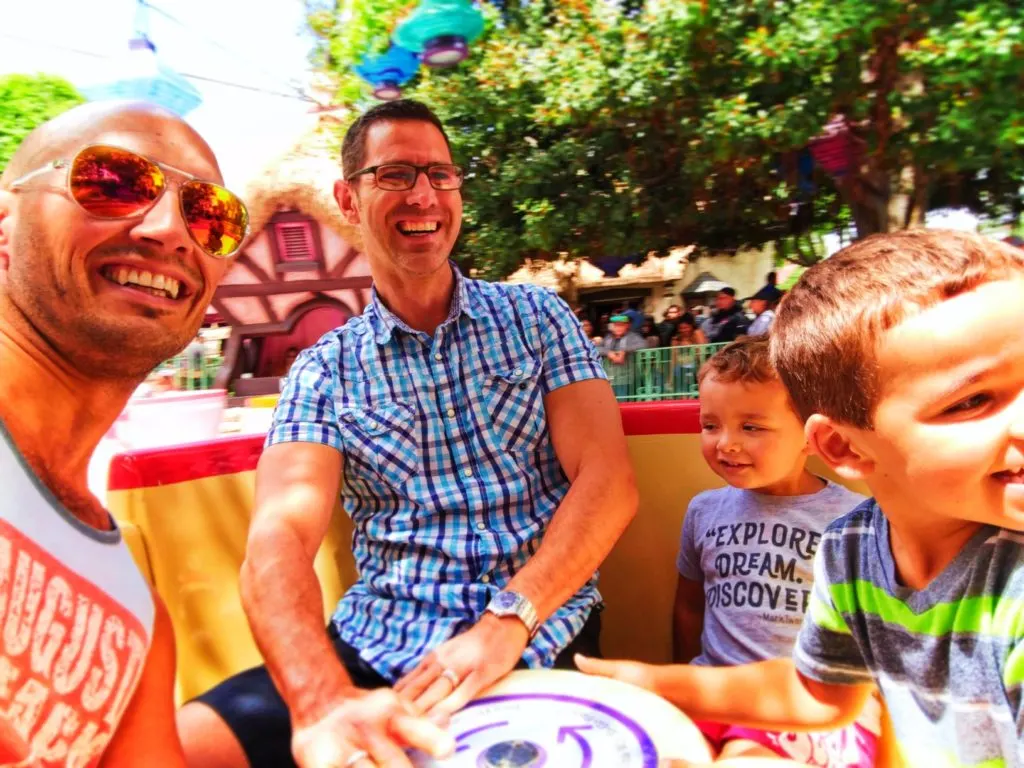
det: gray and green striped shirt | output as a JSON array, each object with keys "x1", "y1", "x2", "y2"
[{"x1": 796, "y1": 500, "x2": 1024, "y2": 767}]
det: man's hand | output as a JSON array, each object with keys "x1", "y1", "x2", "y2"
[
  {"x1": 574, "y1": 654, "x2": 658, "y2": 692},
  {"x1": 395, "y1": 614, "x2": 529, "y2": 719},
  {"x1": 291, "y1": 687, "x2": 455, "y2": 768},
  {"x1": 607, "y1": 350, "x2": 626, "y2": 365}
]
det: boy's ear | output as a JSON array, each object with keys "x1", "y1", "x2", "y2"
[{"x1": 805, "y1": 414, "x2": 875, "y2": 481}]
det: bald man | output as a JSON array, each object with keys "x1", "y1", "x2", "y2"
[{"x1": 0, "y1": 102, "x2": 246, "y2": 766}]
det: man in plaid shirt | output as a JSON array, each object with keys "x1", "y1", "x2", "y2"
[{"x1": 179, "y1": 100, "x2": 639, "y2": 768}]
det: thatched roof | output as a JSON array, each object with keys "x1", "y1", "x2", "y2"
[
  {"x1": 505, "y1": 247, "x2": 693, "y2": 292},
  {"x1": 608, "y1": 246, "x2": 692, "y2": 286},
  {"x1": 243, "y1": 125, "x2": 361, "y2": 247},
  {"x1": 504, "y1": 257, "x2": 606, "y2": 291}
]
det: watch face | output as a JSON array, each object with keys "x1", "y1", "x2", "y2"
[{"x1": 494, "y1": 592, "x2": 518, "y2": 610}]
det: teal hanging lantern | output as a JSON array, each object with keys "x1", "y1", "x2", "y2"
[
  {"x1": 393, "y1": 0, "x2": 485, "y2": 68},
  {"x1": 355, "y1": 46, "x2": 421, "y2": 101}
]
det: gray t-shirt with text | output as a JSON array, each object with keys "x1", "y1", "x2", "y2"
[{"x1": 677, "y1": 481, "x2": 865, "y2": 667}]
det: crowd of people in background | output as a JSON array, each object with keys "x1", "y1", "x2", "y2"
[
  {"x1": 577, "y1": 271, "x2": 785, "y2": 396},
  {"x1": 137, "y1": 271, "x2": 782, "y2": 402},
  {"x1": 581, "y1": 271, "x2": 782, "y2": 349}
]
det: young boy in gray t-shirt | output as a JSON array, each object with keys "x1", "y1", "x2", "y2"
[
  {"x1": 672, "y1": 337, "x2": 877, "y2": 765},
  {"x1": 678, "y1": 485, "x2": 863, "y2": 669}
]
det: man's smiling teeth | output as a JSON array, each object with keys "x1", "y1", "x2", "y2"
[
  {"x1": 102, "y1": 265, "x2": 181, "y2": 299},
  {"x1": 397, "y1": 221, "x2": 439, "y2": 234}
]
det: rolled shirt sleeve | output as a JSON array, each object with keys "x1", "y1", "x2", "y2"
[
  {"x1": 266, "y1": 342, "x2": 343, "y2": 451},
  {"x1": 534, "y1": 288, "x2": 607, "y2": 394}
]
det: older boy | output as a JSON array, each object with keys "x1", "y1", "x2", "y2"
[{"x1": 580, "y1": 231, "x2": 1024, "y2": 767}]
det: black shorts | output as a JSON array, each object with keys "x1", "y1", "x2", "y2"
[{"x1": 195, "y1": 612, "x2": 602, "y2": 768}]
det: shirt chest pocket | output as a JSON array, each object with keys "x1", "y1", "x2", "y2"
[
  {"x1": 479, "y1": 357, "x2": 546, "y2": 454},
  {"x1": 338, "y1": 402, "x2": 420, "y2": 487}
]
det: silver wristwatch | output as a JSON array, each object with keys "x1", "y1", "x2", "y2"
[{"x1": 485, "y1": 590, "x2": 540, "y2": 637}]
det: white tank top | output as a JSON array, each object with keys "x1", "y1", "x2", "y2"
[{"x1": 0, "y1": 420, "x2": 154, "y2": 767}]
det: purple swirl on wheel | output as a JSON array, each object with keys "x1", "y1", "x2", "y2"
[{"x1": 447, "y1": 692, "x2": 659, "y2": 768}]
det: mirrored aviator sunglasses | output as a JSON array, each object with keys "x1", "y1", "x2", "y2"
[{"x1": 67, "y1": 144, "x2": 249, "y2": 258}]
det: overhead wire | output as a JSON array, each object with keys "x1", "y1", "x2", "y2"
[
  {"x1": 0, "y1": 33, "x2": 317, "y2": 102},
  {"x1": 141, "y1": 0, "x2": 319, "y2": 104}
]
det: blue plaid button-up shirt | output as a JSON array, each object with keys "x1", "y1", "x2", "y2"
[{"x1": 267, "y1": 265, "x2": 608, "y2": 681}]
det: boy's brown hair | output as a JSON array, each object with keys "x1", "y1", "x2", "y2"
[
  {"x1": 770, "y1": 230, "x2": 1024, "y2": 429},
  {"x1": 698, "y1": 335, "x2": 776, "y2": 388}
]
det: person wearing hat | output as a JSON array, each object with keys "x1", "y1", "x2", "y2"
[
  {"x1": 746, "y1": 285, "x2": 780, "y2": 336},
  {"x1": 705, "y1": 287, "x2": 751, "y2": 343},
  {"x1": 599, "y1": 314, "x2": 647, "y2": 397},
  {"x1": 760, "y1": 270, "x2": 784, "y2": 303}
]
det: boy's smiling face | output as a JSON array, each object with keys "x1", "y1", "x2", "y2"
[
  {"x1": 699, "y1": 375, "x2": 813, "y2": 496},
  {"x1": 822, "y1": 278, "x2": 1024, "y2": 532}
]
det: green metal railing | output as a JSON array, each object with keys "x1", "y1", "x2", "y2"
[
  {"x1": 158, "y1": 350, "x2": 224, "y2": 391},
  {"x1": 154, "y1": 341, "x2": 724, "y2": 399},
  {"x1": 602, "y1": 343, "x2": 727, "y2": 401}
]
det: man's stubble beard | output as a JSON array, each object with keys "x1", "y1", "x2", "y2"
[
  {"x1": 375, "y1": 234, "x2": 453, "y2": 279},
  {"x1": 13, "y1": 283, "x2": 195, "y2": 380},
  {"x1": 9, "y1": 226, "x2": 198, "y2": 381}
]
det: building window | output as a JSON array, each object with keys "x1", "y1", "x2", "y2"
[{"x1": 269, "y1": 211, "x2": 322, "y2": 271}]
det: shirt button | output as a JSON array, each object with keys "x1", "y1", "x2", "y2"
[
  {"x1": 463, "y1": 468, "x2": 473, "y2": 478},
  {"x1": 434, "y1": 353, "x2": 442, "y2": 361},
  {"x1": 446, "y1": 408, "x2": 456, "y2": 417},
  {"x1": 480, "y1": 574, "x2": 491, "y2": 583},
  {"x1": 476, "y1": 522, "x2": 486, "y2": 531},
  {"x1": 513, "y1": 368, "x2": 523, "y2": 376}
]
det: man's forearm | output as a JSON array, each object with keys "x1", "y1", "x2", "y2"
[
  {"x1": 506, "y1": 463, "x2": 637, "y2": 621},
  {"x1": 241, "y1": 522, "x2": 352, "y2": 722},
  {"x1": 648, "y1": 658, "x2": 857, "y2": 732}
]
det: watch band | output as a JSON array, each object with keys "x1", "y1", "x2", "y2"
[{"x1": 485, "y1": 590, "x2": 540, "y2": 637}]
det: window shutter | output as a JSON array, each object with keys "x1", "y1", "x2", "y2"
[{"x1": 274, "y1": 221, "x2": 315, "y2": 262}]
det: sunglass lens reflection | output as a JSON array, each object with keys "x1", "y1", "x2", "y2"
[
  {"x1": 69, "y1": 146, "x2": 164, "y2": 217},
  {"x1": 181, "y1": 182, "x2": 248, "y2": 258}
]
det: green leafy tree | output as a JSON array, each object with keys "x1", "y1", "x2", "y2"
[
  {"x1": 310, "y1": 0, "x2": 1024, "y2": 277},
  {"x1": 0, "y1": 74, "x2": 85, "y2": 174}
]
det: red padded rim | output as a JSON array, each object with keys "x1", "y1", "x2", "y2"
[{"x1": 107, "y1": 401, "x2": 702, "y2": 490}]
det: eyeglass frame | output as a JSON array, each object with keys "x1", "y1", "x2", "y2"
[
  {"x1": 344, "y1": 163, "x2": 465, "y2": 191},
  {"x1": 6, "y1": 144, "x2": 250, "y2": 259}
]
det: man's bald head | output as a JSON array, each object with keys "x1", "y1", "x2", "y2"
[
  {"x1": 0, "y1": 101, "x2": 221, "y2": 188},
  {"x1": 0, "y1": 100, "x2": 230, "y2": 381}
]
